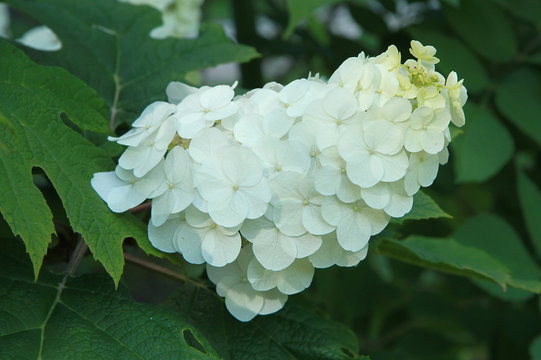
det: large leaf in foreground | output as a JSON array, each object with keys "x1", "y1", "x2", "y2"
[
  {"x1": 9, "y1": 0, "x2": 259, "y2": 127},
  {"x1": 168, "y1": 283, "x2": 363, "y2": 360},
  {"x1": 0, "y1": 239, "x2": 218, "y2": 359},
  {"x1": 375, "y1": 214, "x2": 541, "y2": 293},
  {"x1": 0, "y1": 40, "x2": 159, "y2": 283}
]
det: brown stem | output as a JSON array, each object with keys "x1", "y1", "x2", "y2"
[
  {"x1": 129, "y1": 202, "x2": 152, "y2": 213},
  {"x1": 65, "y1": 235, "x2": 88, "y2": 277},
  {"x1": 123, "y1": 252, "x2": 207, "y2": 288}
]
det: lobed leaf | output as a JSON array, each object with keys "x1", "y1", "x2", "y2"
[
  {"x1": 0, "y1": 40, "x2": 161, "y2": 283},
  {"x1": 375, "y1": 214, "x2": 541, "y2": 294},
  {"x1": 0, "y1": 239, "x2": 219, "y2": 360},
  {"x1": 9, "y1": 0, "x2": 260, "y2": 127},
  {"x1": 168, "y1": 282, "x2": 363, "y2": 360}
]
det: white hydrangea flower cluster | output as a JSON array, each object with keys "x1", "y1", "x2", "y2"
[{"x1": 92, "y1": 41, "x2": 467, "y2": 321}]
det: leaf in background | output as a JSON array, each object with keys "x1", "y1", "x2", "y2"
[
  {"x1": 495, "y1": 68, "x2": 541, "y2": 147},
  {"x1": 408, "y1": 28, "x2": 489, "y2": 93},
  {"x1": 283, "y1": 0, "x2": 341, "y2": 39},
  {"x1": 453, "y1": 214, "x2": 541, "y2": 295},
  {"x1": 527, "y1": 51, "x2": 541, "y2": 66},
  {"x1": 374, "y1": 236, "x2": 512, "y2": 289},
  {"x1": 452, "y1": 103, "x2": 514, "y2": 183},
  {"x1": 495, "y1": 0, "x2": 541, "y2": 26},
  {"x1": 8, "y1": 0, "x2": 259, "y2": 127},
  {"x1": 375, "y1": 214, "x2": 541, "y2": 294},
  {"x1": 518, "y1": 171, "x2": 541, "y2": 260},
  {"x1": 393, "y1": 191, "x2": 451, "y2": 224},
  {"x1": 168, "y1": 282, "x2": 363, "y2": 360},
  {"x1": 444, "y1": 0, "x2": 517, "y2": 63},
  {"x1": 531, "y1": 335, "x2": 541, "y2": 360},
  {"x1": 0, "y1": 239, "x2": 219, "y2": 360},
  {"x1": 0, "y1": 40, "x2": 161, "y2": 283}
]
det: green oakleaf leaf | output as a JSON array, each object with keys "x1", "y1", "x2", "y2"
[
  {"x1": 495, "y1": 68, "x2": 541, "y2": 147},
  {"x1": 452, "y1": 103, "x2": 514, "y2": 183},
  {"x1": 375, "y1": 214, "x2": 541, "y2": 294},
  {"x1": 517, "y1": 171, "x2": 541, "y2": 260},
  {"x1": 392, "y1": 191, "x2": 451, "y2": 224},
  {"x1": 0, "y1": 239, "x2": 219, "y2": 359},
  {"x1": 9, "y1": 0, "x2": 259, "y2": 127},
  {"x1": 454, "y1": 214, "x2": 541, "y2": 297},
  {"x1": 168, "y1": 282, "x2": 364, "y2": 360},
  {"x1": 373, "y1": 236, "x2": 512, "y2": 289},
  {"x1": 0, "y1": 40, "x2": 162, "y2": 283}
]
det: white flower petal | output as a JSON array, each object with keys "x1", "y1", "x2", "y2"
[
  {"x1": 276, "y1": 259, "x2": 314, "y2": 295},
  {"x1": 225, "y1": 283, "x2": 264, "y2": 322},
  {"x1": 201, "y1": 228, "x2": 241, "y2": 267},
  {"x1": 174, "y1": 224, "x2": 205, "y2": 264}
]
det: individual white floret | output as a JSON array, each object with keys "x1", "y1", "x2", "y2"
[
  {"x1": 270, "y1": 172, "x2": 334, "y2": 236},
  {"x1": 328, "y1": 54, "x2": 367, "y2": 92},
  {"x1": 443, "y1": 71, "x2": 468, "y2": 127},
  {"x1": 148, "y1": 146, "x2": 195, "y2": 226},
  {"x1": 241, "y1": 216, "x2": 321, "y2": 271},
  {"x1": 303, "y1": 86, "x2": 361, "y2": 150},
  {"x1": 404, "y1": 151, "x2": 440, "y2": 196},
  {"x1": 174, "y1": 205, "x2": 242, "y2": 266},
  {"x1": 148, "y1": 212, "x2": 187, "y2": 254},
  {"x1": 404, "y1": 106, "x2": 451, "y2": 154},
  {"x1": 166, "y1": 81, "x2": 201, "y2": 105},
  {"x1": 91, "y1": 164, "x2": 164, "y2": 213},
  {"x1": 313, "y1": 146, "x2": 361, "y2": 203},
  {"x1": 278, "y1": 76, "x2": 328, "y2": 118},
  {"x1": 174, "y1": 84, "x2": 239, "y2": 138},
  {"x1": 246, "y1": 257, "x2": 315, "y2": 295},
  {"x1": 115, "y1": 103, "x2": 177, "y2": 177},
  {"x1": 233, "y1": 91, "x2": 292, "y2": 146},
  {"x1": 338, "y1": 125, "x2": 409, "y2": 188},
  {"x1": 287, "y1": 122, "x2": 323, "y2": 175},
  {"x1": 309, "y1": 233, "x2": 368, "y2": 268},
  {"x1": 321, "y1": 197, "x2": 389, "y2": 252},
  {"x1": 373, "y1": 63, "x2": 400, "y2": 104},
  {"x1": 207, "y1": 246, "x2": 288, "y2": 321},
  {"x1": 416, "y1": 86, "x2": 446, "y2": 110},
  {"x1": 360, "y1": 180, "x2": 413, "y2": 218},
  {"x1": 410, "y1": 40, "x2": 440, "y2": 65},
  {"x1": 251, "y1": 137, "x2": 310, "y2": 178},
  {"x1": 374, "y1": 45, "x2": 401, "y2": 72},
  {"x1": 188, "y1": 127, "x2": 231, "y2": 164},
  {"x1": 361, "y1": 97, "x2": 412, "y2": 155},
  {"x1": 195, "y1": 145, "x2": 272, "y2": 227},
  {"x1": 108, "y1": 101, "x2": 177, "y2": 147}
]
